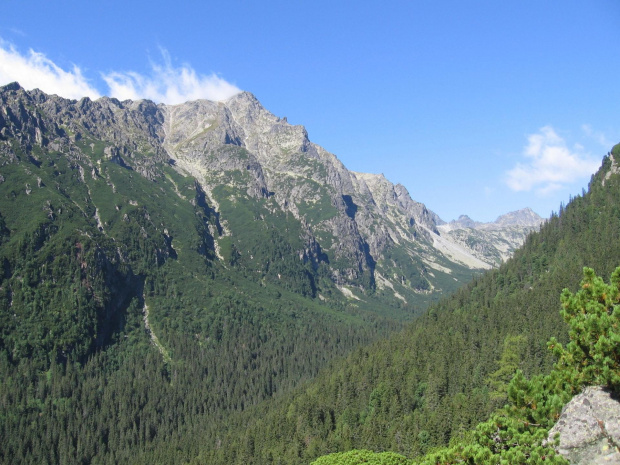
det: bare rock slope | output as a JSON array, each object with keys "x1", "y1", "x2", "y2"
[{"x1": 437, "y1": 208, "x2": 544, "y2": 267}]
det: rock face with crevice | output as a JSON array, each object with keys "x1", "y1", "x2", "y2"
[{"x1": 547, "y1": 386, "x2": 620, "y2": 464}]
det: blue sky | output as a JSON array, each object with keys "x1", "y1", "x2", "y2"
[{"x1": 1, "y1": 1, "x2": 619, "y2": 222}]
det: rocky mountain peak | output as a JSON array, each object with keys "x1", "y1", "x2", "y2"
[
  {"x1": 451, "y1": 215, "x2": 479, "y2": 229},
  {"x1": 225, "y1": 90, "x2": 277, "y2": 127},
  {"x1": 437, "y1": 208, "x2": 545, "y2": 267},
  {"x1": 2, "y1": 81, "x2": 22, "y2": 92},
  {"x1": 446, "y1": 208, "x2": 544, "y2": 231},
  {"x1": 494, "y1": 207, "x2": 544, "y2": 227}
]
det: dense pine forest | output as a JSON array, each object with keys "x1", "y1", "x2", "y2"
[
  {"x1": 0, "y1": 155, "x2": 401, "y2": 464},
  {"x1": 184, "y1": 144, "x2": 620, "y2": 464},
  {"x1": 0, "y1": 78, "x2": 618, "y2": 464},
  {"x1": 312, "y1": 262, "x2": 620, "y2": 464}
]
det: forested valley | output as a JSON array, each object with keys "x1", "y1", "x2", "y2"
[
  {"x1": 0, "y1": 85, "x2": 413, "y2": 464},
  {"x1": 0, "y1": 81, "x2": 619, "y2": 465},
  {"x1": 188, "y1": 145, "x2": 620, "y2": 464}
]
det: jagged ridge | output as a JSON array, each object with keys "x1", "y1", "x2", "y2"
[{"x1": 0, "y1": 82, "x2": 536, "y2": 310}]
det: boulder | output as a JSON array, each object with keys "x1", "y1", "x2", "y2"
[{"x1": 547, "y1": 386, "x2": 620, "y2": 464}]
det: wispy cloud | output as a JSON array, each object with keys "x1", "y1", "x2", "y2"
[
  {"x1": 0, "y1": 40, "x2": 100, "y2": 99},
  {"x1": 581, "y1": 124, "x2": 612, "y2": 148},
  {"x1": 102, "y1": 49, "x2": 241, "y2": 104},
  {"x1": 506, "y1": 126, "x2": 600, "y2": 194},
  {"x1": 0, "y1": 41, "x2": 241, "y2": 104},
  {"x1": 7, "y1": 28, "x2": 26, "y2": 37}
]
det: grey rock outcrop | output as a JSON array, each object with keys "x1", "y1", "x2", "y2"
[
  {"x1": 547, "y1": 386, "x2": 620, "y2": 464},
  {"x1": 450, "y1": 215, "x2": 480, "y2": 229},
  {"x1": 0, "y1": 82, "x2": 168, "y2": 179}
]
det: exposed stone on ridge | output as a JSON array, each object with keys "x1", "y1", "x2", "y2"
[{"x1": 437, "y1": 208, "x2": 544, "y2": 267}]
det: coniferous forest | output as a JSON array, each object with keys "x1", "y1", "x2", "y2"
[
  {"x1": 187, "y1": 145, "x2": 620, "y2": 465},
  {"x1": 0, "y1": 79, "x2": 619, "y2": 464}
]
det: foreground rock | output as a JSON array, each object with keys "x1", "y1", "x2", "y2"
[{"x1": 547, "y1": 386, "x2": 620, "y2": 464}]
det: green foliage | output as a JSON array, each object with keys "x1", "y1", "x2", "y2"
[
  {"x1": 611, "y1": 142, "x2": 620, "y2": 159},
  {"x1": 0, "y1": 97, "x2": 407, "y2": 464},
  {"x1": 311, "y1": 449, "x2": 412, "y2": 465},
  {"x1": 379, "y1": 245, "x2": 431, "y2": 292},
  {"x1": 413, "y1": 266, "x2": 620, "y2": 464},
  {"x1": 486, "y1": 334, "x2": 527, "y2": 401},
  {"x1": 211, "y1": 183, "x2": 319, "y2": 297},
  {"x1": 2, "y1": 88, "x2": 620, "y2": 465},
  {"x1": 418, "y1": 368, "x2": 570, "y2": 464},
  {"x1": 550, "y1": 266, "x2": 620, "y2": 391},
  {"x1": 333, "y1": 266, "x2": 620, "y2": 465},
  {"x1": 296, "y1": 181, "x2": 339, "y2": 224}
]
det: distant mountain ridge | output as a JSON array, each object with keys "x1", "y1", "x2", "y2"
[
  {"x1": 494, "y1": 207, "x2": 544, "y2": 227},
  {"x1": 446, "y1": 207, "x2": 543, "y2": 230},
  {"x1": 161, "y1": 90, "x2": 539, "y2": 281},
  {"x1": 437, "y1": 208, "x2": 544, "y2": 267},
  {"x1": 194, "y1": 145, "x2": 620, "y2": 465}
]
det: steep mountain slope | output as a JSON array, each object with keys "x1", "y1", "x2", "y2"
[
  {"x1": 0, "y1": 83, "x2": 399, "y2": 465},
  {"x1": 0, "y1": 82, "x2": 534, "y2": 319},
  {"x1": 161, "y1": 90, "x2": 486, "y2": 304},
  {"x1": 183, "y1": 144, "x2": 620, "y2": 465}
]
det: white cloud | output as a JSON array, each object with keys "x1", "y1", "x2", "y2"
[
  {"x1": 0, "y1": 41, "x2": 240, "y2": 104},
  {"x1": 0, "y1": 40, "x2": 100, "y2": 99},
  {"x1": 506, "y1": 126, "x2": 600, "y2": 193},
  {"x1": 102, "y1": 49, "x2": 241, "y2": 104}
]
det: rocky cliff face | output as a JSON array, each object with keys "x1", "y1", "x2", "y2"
[
  {"x1": 161, "y1": 90, "x2": 500, "y2": 299},
  {"x1": 0, "y1": 83, "x2": 538, "y2": 307}
]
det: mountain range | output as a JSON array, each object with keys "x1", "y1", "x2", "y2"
[
  {"x1": 192, "y1": 142, "x2": 620, "y2": 465},
  {"x1": 2, "y1": 81, "x2": 595, "y2": 465},
  {"x1": 0, "y1": 82, "x2": 541, "y2": 310},
  {"x1": 437, "y1": 207, "x2": 543, "y2": 267}
]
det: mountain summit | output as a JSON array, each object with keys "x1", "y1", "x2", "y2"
[
  {"x1": 494, "y1": 207, "x2": 544, "y2": 227},
  {"x1": 0, "y1": 83, "x2": 537, "y2": 308}
]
